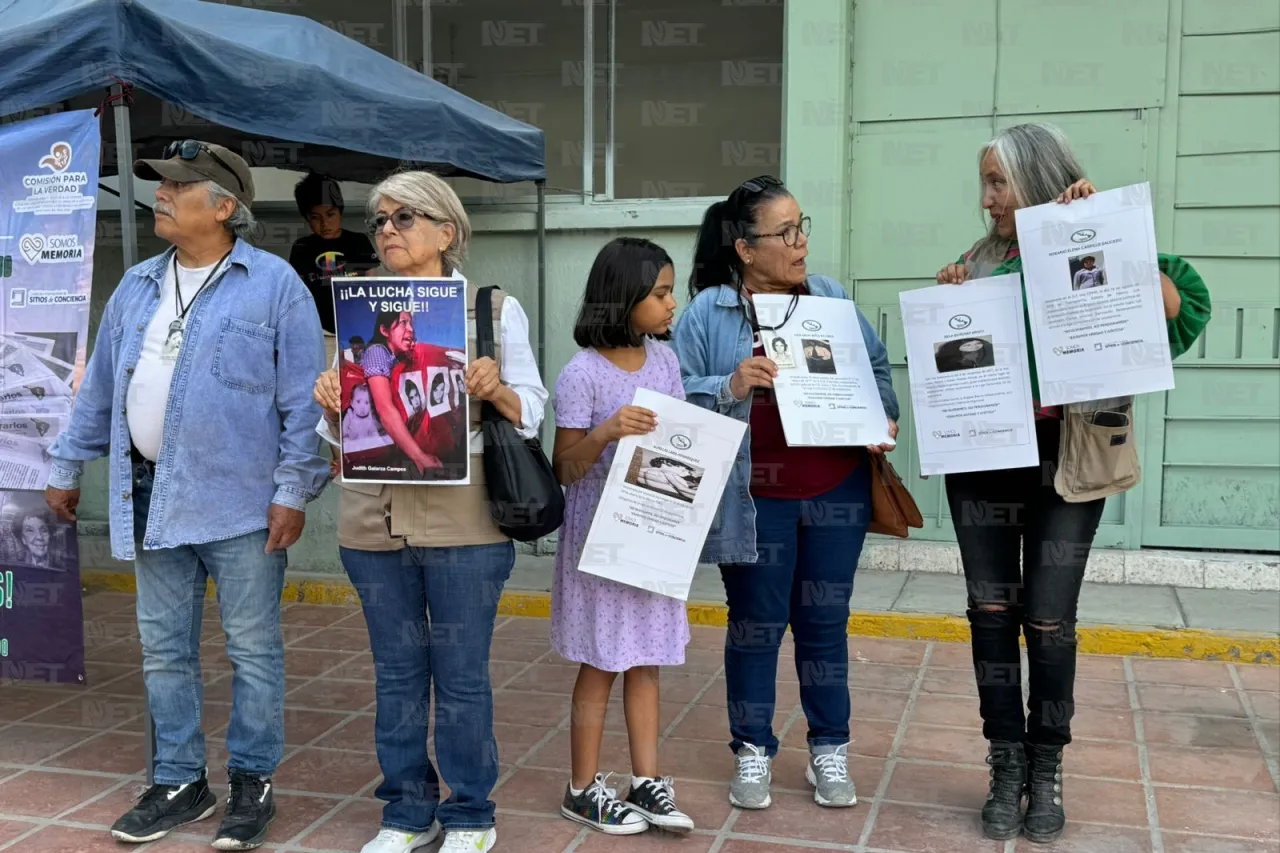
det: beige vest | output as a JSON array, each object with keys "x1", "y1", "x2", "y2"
[{"x1": 336, "y1": 281, "x2": 508, "y2": 550}]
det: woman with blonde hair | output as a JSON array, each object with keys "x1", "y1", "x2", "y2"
[{"x1": 313, "y1": 170, "x2": 549, "y2": 853}]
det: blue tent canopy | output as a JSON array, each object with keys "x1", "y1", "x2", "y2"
[{"x1": 0, "y1": 0, "x2": 546, "y2": 184}]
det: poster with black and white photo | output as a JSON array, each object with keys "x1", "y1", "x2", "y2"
[
  {"x1": 577, "y1": 388, "x2": 747, "y2": 601},
  {"x1": 332, "y1": 276, "x2": 470, "y2": 485}
]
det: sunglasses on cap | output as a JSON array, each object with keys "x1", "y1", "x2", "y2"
[
  {"x1": 365, "y1": 207, "x2": 433, "y2": 238},
  {"x1": 162, "y1": 140, "x2": 246, "y2": 193}
]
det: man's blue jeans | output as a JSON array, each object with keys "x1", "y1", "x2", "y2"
[
  {"x1": 340, "y1": 542, "x2": 514, "y2": 833},
  {"x1": 720, "y1": 463, "x2": 871, "y2": 757},
  {"x1": 133, "y1": 464, "x2": 287, "y2": 785}
]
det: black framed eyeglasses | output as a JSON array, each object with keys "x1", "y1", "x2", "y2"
[
  {"x1": 365, "y1": 207, "x2": 430, "y2": 237},
  {"x1": 753, "y1": 215, "x2": 812, "y2": 248},
  {"x1": 162, "y1": 140, "x2": 245, "y2": 193}
]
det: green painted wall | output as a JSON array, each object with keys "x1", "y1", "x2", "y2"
[{"x1": 835, "y1": 0, "x2": 1279, "y2": 550}]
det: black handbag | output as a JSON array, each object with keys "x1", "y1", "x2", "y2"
[{"x1": 475, "y1": 286, "x2": 565, "y2": 542}]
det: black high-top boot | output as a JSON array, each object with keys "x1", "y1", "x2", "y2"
[
  {"x1": 1024, "y1": 743, "x2": 1066, "y2": 843},
  {"x1": 981, "y1": 741, "x2": 1027, "y2": 840}
]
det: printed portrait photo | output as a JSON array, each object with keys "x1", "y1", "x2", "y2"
[
  {"x1": 399, "y1": 370, "x2": 427, "y2": 418},
  {"x1": 623, "y1": 447, "x2": 705, "y2": 505},
  {"x1": 340, "y1": 381, "x2": 393, "y2": 453},
  {"x1": 425, "y1": 366, "x2": 453, "y2": 418},
  {"x1": 801, "y1": 338, "x2": 837, "y2": 375},
  {"x1": 1068, "y1": 250, "x2": 1108, "y2": 291},
  {"x1": 0, "y1": 490, "x2": 76, "y2": 572},
  {"x1": 934, "y1": 335, "x2": 997, "y2": 373},
  {"x1": 766, "y1": 335, "x2": 796, "y2": 369}
]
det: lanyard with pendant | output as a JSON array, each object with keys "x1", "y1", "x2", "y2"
[{"x1": 162, "y1": 250, "x2": 232, "y2": 361}]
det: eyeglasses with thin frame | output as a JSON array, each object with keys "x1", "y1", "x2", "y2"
[
  {"x1": 753, "y1": 215, "x2": 812, "y2": 248},
  {"x1": 365, "y1": 207, "x2": 431, "y2": 238},
  {"x1": 162, "y1": 140, "x2": 246, "y2": 193}
]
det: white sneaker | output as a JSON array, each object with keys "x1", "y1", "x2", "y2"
[
  {"x1": 441, "y1": 827, "x2": 497, "y2": 852},
  {"x1": 360, "y1": 823, "x2": 441, "y2": 853}
]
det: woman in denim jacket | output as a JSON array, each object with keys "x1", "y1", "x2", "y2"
[{"x1": 671, "y1": 176, "x2": 899, "y2": 812}]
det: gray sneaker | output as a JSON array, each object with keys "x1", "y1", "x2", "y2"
[
  {"x1": 729, "y1": 744, "x2": 772, "y2": 809},
  {"x1": 806, "y1": 743, "x2": 857, "y2": 807}
]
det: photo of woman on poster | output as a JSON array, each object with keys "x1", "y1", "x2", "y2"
[{"x1": 333, "y1": 288, "x2": 470, "y2": 483}]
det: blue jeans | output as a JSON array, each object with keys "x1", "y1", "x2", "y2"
[
  {"x1": 132, "y1": 463, "x2": 287, "y2": 785},
  {"x1": 720, "y1": 463, "x2": 871, "y2": 757},
  {"x1": 340, "y1": 542, "x2": 514, "y2": 833}
]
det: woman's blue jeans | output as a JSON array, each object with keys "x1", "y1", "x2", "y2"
[
  {"x1": 720, "y1": 463, "x2": 872, "y2": 757},
  {"x1": 340, "y1": 542, "x2": 514, "y2": 833}
]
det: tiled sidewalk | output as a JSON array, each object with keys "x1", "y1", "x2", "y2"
[{"x1": 0, "y1": 593, "x2": 1277, "y2": 853}]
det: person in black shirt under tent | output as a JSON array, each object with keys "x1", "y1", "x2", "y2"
[{"x1": 288, "y1": 172, "x2": 379, "y2": 366}]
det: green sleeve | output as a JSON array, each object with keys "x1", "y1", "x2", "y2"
[{"x1": 1158, "y1": 254, "x2": 1211, "y2": 360}]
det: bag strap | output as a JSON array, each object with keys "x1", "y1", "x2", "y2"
[{"x1": 476, "y1": 285, "x2": 500, "y2": 361}]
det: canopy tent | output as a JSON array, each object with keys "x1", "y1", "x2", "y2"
[{"x1": 0, "y1": 0, "x2": 549, "y2": 784}]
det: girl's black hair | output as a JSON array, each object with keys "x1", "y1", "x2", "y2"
[
  {"x1": 689, "y1": 175, "x2": 792, "y2": 298},
  {"x1": 573, "y1": 237, "x2": 674, "y2": 348}
]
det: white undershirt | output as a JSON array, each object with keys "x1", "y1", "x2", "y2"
[{"x1": 127, "y1": 258, "x2": 221, "y2": 461}]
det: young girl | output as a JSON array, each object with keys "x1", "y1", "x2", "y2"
[{"x1": 551, "y1": 237, "x2": 694, "y2": 836}]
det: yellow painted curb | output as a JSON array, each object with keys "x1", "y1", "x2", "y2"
[{"x1": 79, "y1": 569, "x2": 1279, "y2": 664}]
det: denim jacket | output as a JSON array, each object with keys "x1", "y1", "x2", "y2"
[
  {"x1": 671, "y1": 275, "x2": 900, "y2": 564},
  {"x1": 47, "y1": 239, "x2": 329, "y2": 561}
]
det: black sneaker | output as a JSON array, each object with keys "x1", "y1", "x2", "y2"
[
  {"x1": 624, "y1": 776, "x2": 695, "y2": 833},
  {"x1": 109, "y1": 775, "x2": 217, "y2": 843},
  {"x1": 212, "y1": 771, "x2": 276, "y2": 851},
  {"x1": 560, "y1": 773, "x2": 648, "y2": 835}
]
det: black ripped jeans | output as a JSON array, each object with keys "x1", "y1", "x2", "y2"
[{"x1": 944, "y1": 418, "x2": 1105, "y2": 747}]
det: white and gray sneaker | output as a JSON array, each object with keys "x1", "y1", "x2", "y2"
[
  {"x1": 359, "y1": 823, "x2": 441, "y2": 853},
  {"x1": 806, "y1": 743, "x2": 857, "y2": 807},
  {"x1": 729, "y1": 744, "x2": 773, "y2": 809},
  {"x1": 440, "y1": 827, "x2": 497, "y2": 852}
]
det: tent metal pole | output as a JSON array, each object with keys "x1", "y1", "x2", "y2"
[
  {"x1": 110, "y1": 83, "x2": 149, "y2": 782},
  {"x1": 536, "y1": 180, "x2": 547, "y2": 385},
  {"x1": 112, "y1": 84, "x2": 139, "y2": 270}
]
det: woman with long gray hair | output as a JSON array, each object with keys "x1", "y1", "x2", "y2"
[{"x1": 935, "y1": 123, "x2": 1211, "y2": 843}]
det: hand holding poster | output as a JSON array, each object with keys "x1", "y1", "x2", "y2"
[
  {"x1": 577, "y1": 388, "x2": 747, "y2": 601},
  {"x1": 900, "y1": 275, "x2": 1039, "y2": 475},
  {"x1": 1014, "y1": 182, "x2": 1173, "y2": 406},
  {"x1": 332, "y1": 276, "x2": 471, "y2": 485},
  {"x1": 0, "y1": 109, "x2": 98, "y2": 684},
  {"x1": 752, "y1": 294, "x2": 894, "y2": 447}
]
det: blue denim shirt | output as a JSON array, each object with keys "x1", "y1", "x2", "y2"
[
  {"x1": 47, "y1": 239, "x2": 329, "y2": 561},
  {"x1": 671, "y1": 275, "x2": 900, "y2": 565}
]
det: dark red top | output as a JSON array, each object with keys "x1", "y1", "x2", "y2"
[{"x1": 746, "y1": 287, "x2": 862, "y2": 499}]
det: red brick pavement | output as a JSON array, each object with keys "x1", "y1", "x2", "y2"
[{"x1": 0, "y1": 593, "x2": 1276, "y2": 852}]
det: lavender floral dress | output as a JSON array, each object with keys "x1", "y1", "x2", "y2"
[{"x1": 551, "y1": 339, "x2": 691, "y2": 671}]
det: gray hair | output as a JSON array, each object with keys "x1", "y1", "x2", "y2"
[
  {"x1": 969, "y1": 122, "x2": 1085, "y2": 264},
  {"x1": 366, "y1": 170, "x2": 471, "y2": 274},
  {"x1": 205, "y1": 182, "x2": 257, "y2": 242}
]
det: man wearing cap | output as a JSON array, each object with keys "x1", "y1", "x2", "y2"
[{"x1": 45, "y1": 141, "x2": 329, "y2": 851}]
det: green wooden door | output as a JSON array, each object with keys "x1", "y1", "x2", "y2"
[{"x1": 845, "y1": 0, "x2": 1279, "y2": 552}]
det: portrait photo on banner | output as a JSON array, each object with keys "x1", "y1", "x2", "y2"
[{"x1": 331, "y1": 277, "x2": 470, "y2": 485}]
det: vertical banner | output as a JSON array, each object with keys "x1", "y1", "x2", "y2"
[{"x1": 0, "y1": 109, "x2": 100, "y2": 684}]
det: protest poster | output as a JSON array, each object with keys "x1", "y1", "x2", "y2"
[
  {"x1": 752, "y1": 294, "x2": 895, "y2": 448},
  {"x1": 1014, "y1": 182, "x2": 1174, "y2": 406},
  {"x1": 0, "y1": 109, "x2": 99, "y2": 684},
  {"x1": 332, "y1": 275, "x2": 470, "y2": 485},
  {"x1": 577, "y1": 388, "x2": 747, "y2": 601},
  {"x1": 900, "y1": 274, "x2": 1039, "y2": 475}
]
